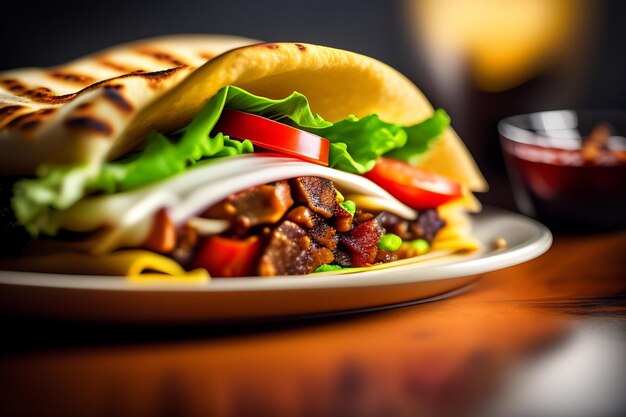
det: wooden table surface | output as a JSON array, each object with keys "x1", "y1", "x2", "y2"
[{"x1": 0, "y1": 229, "x2": 625, "y2": 417}]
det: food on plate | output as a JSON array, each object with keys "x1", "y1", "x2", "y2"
[{"x1": 0, "y1": 35, "x2": 486, "y2": 278}]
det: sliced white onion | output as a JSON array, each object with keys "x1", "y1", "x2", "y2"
[
  {"x1": 186, "y1": 217, "x2": 230, "y2": 236},
  {"x1": 57, "y1": 154, "x2": 417, "y2": 253}
]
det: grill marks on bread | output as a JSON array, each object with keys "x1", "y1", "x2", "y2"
[
  {"x1": 0, "y1": 45, "x2": 196, "y2": 135},
  {"x1": 6, "y1": 108, "x2": 56, "y2": 133},
  {"x1": 49, "y1": 72, "x2": 96, "y2": 85},
  {"x1": 0, "y1": 67, "x2": 188, "y2": 138},
  {"x1": 0, "y1": 66, "x2": 186, "y2": 105},
  {"x1": 0, "y1": 35, "x2": 260, "y2": 174},
  {"x1": 136, "y1": 49, "x2": 189, "y2": 67}
]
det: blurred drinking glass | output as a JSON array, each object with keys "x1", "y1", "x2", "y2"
[{"x1": 401, "y1": 0, "x2": 599, "y2": 208}]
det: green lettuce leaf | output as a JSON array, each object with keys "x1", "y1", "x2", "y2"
[
  {"x1": 384, "y1": 108, "x2": 450, "y2": 165},
  {"x1": 12, "y1": 86, "x2": 449, "y2": 236}
]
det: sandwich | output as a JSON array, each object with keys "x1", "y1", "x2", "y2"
[{"x1": 0, "y1": 35, "x2": 486, "y2": 280}]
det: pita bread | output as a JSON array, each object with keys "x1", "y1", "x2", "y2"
[
  {"x1": 0, "y1": 35, "x2": 486, "y2": 191},
  {"x1": 0, "y1": 35, "x2": 259, "y2": 174}
]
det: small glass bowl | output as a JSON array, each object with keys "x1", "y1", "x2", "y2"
[{"x1": 499, "y1": 110, "x2": 626, "y2": 232}]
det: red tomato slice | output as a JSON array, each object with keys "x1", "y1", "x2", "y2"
[
  {"x1": 214, "y1": 109, "x2": 330, "y2": 166},
  {"x1": 363, "y1": 157, "x2": 463, "y2": 209},
  {"x1": 192, "y1": 235, "x2": 260, "y2": 277}
]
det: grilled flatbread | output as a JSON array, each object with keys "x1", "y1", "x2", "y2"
[
  {"x1": 0, "y1": 35, "x2": 485, "y2": 191},
  {"x1": 0, "y1": 34, "x2": 258, "y2": 174},
  {"x1": 0, "y1": 35, "x2": 487, "y2": 278}
]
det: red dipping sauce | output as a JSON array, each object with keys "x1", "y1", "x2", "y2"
[{"x1": 499, "y1": 110, "x2": 626, "y2": 232}]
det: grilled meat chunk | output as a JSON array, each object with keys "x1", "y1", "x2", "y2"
[
  {"x1": 188, "y1": 177, "x2": 447, "y2": 276},
  {"x1": 376, "y1": 209, "x2": 445, "y2": 243},
  {"x1": 206, "y1": 180, "x2": 293, "y2": 234},
  {"x1": 286, "y1": 205, "x2": 316, "y2": 229},
  {"x1": 333, "y1": 248, "x2": 352, "y2": 268},
  {"x1": 258, "y1": 220, "x2": 333, "y2": 276},
  {"x1": 291, "y1": 176, "x2": 354, "y2": 232},
  {"x1": 171, "y1": 224, "x2": 199, "y2": 265},
  {"x1": 333, "y1": 204, "x2": 353, "y2": 232},
  {"x1": 339, "y1": 218, "x2": 384, "y2": 267},
  {"x1": 416, "y1": 209, "x2": 446, "y2": 242},
  {"x1": 375, "y1": 249, "x2": 399, "y2": 263},
  {"x1": 291, "y1": 176, "x2": 338, "y2": 218},
  {"x1": 285, "y1": 206, "x2": 338, "y2": 250},
  {"x1": 309, "y1": 216, "x2": 338, "y2": 250}
]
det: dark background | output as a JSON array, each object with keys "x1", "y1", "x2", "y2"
[{"x1": 2, "y1": 0, "x2": 625, "y2": 208}]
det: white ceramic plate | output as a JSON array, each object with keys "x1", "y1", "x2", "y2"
[{"x1": 0, "y1": 207, "x2": 551, "y2": 323}]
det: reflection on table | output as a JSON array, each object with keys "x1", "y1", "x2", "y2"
[{"x1": 0, "y1": 231, "x2": 625, "y2": 417}]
